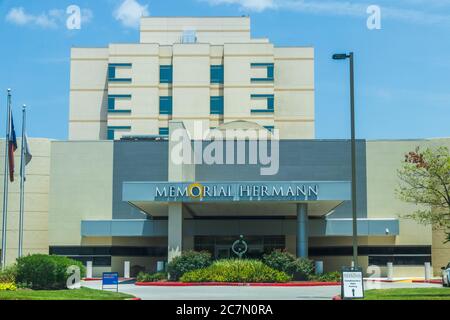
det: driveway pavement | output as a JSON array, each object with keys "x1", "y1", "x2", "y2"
[{"x1": 82, "y1": 280, "x2": 442, "y2": 300}]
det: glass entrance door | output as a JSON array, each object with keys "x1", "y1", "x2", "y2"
[{"x1": 215, "y1": 246, "x2": 231, "y2": 259}]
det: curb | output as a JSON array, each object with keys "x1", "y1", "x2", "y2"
[
  {"x1": 412, "y1": 279, "x2": 443, "y2": 284},
  {"x1": 135, "y1": 281, "x2": 341, "y2": 287},
  {"x1": 83, "y1": 277, "x2": 135, "y2": 282}
]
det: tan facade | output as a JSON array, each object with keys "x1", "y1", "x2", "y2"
[
  {"x1": 0, "y1": 138, "x2": 51, "y2": 266},
  {"x1": 69, "y1": 17, "x2": 314, "y2": 140}
]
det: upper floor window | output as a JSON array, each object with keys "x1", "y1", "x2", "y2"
[
  {"x1": 108, "y1": 94, "x2": 132, "y2": 113},
  {"x1": 211, "y1": 65, "x2": 224, "y2": 84},
  {"x1": 159, "y1": 96, "x2": 173, "y2": 115},
  {"x1": 107, "y1": 126, "x2": 131, "y2": 140},
  {"x1": 250, "y1": 94, "x2": 274, "y2": 113},
  {"x1": 108, "y1": 63, "x2": 132, "y2": 83},
  {"x1": 250, "y1": 63, "x2": 274, "y2": 82},
  {"x1": 159, "y1": 127, "x2": 169, "y2": 136},
  {"x1": 210, "y1": 96, "x2": 224, "y2": 115},
  {"x1": 160, "y1": 65, "x2": 173, "y2": 84}
]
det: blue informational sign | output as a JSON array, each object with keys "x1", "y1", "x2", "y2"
[{"x1": 102, "y1": 272, "x2": 119, "y2": 292}]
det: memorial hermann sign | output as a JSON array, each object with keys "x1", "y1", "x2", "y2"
[{"x1": 122, "y1": 181, "x2": 351, "y2": 203}]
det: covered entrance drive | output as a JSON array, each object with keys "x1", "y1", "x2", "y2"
[{"x1": 122, "y1": 181, "x2": 351, "y2": 261}]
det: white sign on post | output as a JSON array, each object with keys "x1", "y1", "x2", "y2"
[{"x1": 342, "y1": 268, "x2": 364, "y2": 299}]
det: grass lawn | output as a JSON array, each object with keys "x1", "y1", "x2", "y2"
[
  {"x1": 363, "y1": 287, "x2": 450, "y2": 300},
  {"x1": 0, "y1": 287, "x2": 135, "y2": 300}
]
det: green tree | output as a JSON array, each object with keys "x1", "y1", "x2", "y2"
[{"x1": 397, "y1": 146, "x2": 450, "y2": 242}]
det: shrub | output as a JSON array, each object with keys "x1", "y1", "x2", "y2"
[
  {"x1": 16, "y1": 254, "x2": 86, "y2": 290},
  {"x1": 0, "y1": 283, "x2": 17, "y2": 291},
  {"x1": 309, "y1": 271, "x2": 341, "y2": 282},
  {"x1": 180, "y1": 259, "x2": 291, "y2": 283},
  {"x1": 262, "y1": 250, "x2": 314, "y2": 280},
  {"x1": 137, "y1": 271, "x2": 167, "y2": 282},
  {"x1": 0, "y1": 265, "x2": 17, "y2": 283},
  {"x1": 167, "y1": 251, "x2": 212, "y2": 281}
]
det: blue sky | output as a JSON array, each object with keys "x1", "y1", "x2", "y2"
[{"x1": 0, "y1": 0, "x2": 449, "y2": 140}]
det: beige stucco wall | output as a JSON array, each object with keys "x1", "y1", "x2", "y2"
[
  {"x1": 366, "y1": 138, "x2": 450, "y2": 275},
  {"x1": 48, "y1": 141, "x2": 114, "y2": 246},
  {"x1": 0, "y1": 138, "x2": 51, "y2": 266},
  {"x1": 432, "y1": 228, "x2": 450, "y2": 275}
]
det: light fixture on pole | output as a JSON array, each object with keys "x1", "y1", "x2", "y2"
[{"x1": 332, "y1": 52, "x2": 358, "y2": 267}]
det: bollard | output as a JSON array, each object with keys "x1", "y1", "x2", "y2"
[
  {"x1": 424, "y1": 262, "x2": 431, "y2": 282},
  {"x1": 86, "y1": 261, "x2": 93, "y2": 279},
  {"x1": 124, "y1": 261, "x2": 130, "y2": 278},
  {"x1": 387, "y1": 262, "x2": 394, "y2": 281},
  {"x1": 157, "y1": 261, "x2": 165, "y2": 272},
  {"x1": 315, "y1": 261, "x2": 324, "y2": 275}
]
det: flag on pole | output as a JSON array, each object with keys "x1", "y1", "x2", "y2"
[
  {"x1": 22, "y1": 134, "x2": 32, "y2": 166},
  {"x1": 20, "y1": 134, "x2": 32, "y2": 181},
  {"x1": 8, "y1": 115, "x2": 17, "y2": 182}
]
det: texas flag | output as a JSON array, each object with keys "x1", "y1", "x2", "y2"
[{"x1": 8, "y1": 115, "x2": 17, "y2": 182}]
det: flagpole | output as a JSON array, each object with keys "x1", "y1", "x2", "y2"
[
  {"x1": 18, "y1": 105, "x2": 26, "y2": 258},
  {"x1": 1, "y1": 89, "x2": 12, "y2": 269}
]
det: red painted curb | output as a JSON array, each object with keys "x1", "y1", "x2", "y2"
[
  {"x1": 332, "y1": 295, "x2": 342, "y2": 300},
  {"x1": 135, "y1": 281, "x2": 340, "y2": 287},
  {"x1": 412, "y1": 279, "x2": 443, "y2": 284},
  {"x1": 129, "y1": 298, "x2": 142, "y2": 300}
]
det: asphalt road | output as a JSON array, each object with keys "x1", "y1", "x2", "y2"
[{"x1": 82, "y1": 280, "x2": 442, "y2": 300}]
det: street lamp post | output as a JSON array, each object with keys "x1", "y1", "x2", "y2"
[{"x1": 332, "y1": 52, "x2": 358, "y2": 267}]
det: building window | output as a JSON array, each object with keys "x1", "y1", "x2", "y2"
[
  {"x1": 160, "y1": 65, "x2": 173, "y2": 84},
  {"x1": 210, "y1": 96, "x2": 224, "y2": 115},
  {"x1": 107, "y1": 126, "x2": 131, "y2": 140},
  {"x1": 211, "y1": 65, "x2": 224, "y2": 84},
  {"x1": 108, "y1": 63, "x2": 132, "y2": 83},
  {"x1": 159, "y1": 96, "x2": 173, "y2": 115},
  {"x1": 108, "y1": 94, "x2": 132, "y2": 113},
  {"x1": 251, "y1": 63, "x2": 274, "y2": 82},
  {"x1": 251, "y1": 94, "x2": 274, "y2": 113},
  {"x1": 264, "y1": 126, "x2": 274, "y2": 132},
  {"x1": 159, "y1": 127, "x2": 169, "y2": 136}
]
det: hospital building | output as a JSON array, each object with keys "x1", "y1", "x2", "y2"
[{"x1": 1, "y1": 17, "x2": 449, "y2": 277}]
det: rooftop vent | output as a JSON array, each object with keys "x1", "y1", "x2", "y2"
[{"x1": 181, "y1": 28, "x2": 197, "y2": 43}]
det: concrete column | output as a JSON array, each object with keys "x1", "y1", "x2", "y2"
[
  {"x1": 296, "y1": 203, "x2": 308, "y2": 258},
  {"x1": 86, "y1": 261, "x2": 93, "y2": 279},
  {"x1": 168, "y1": 203, "x2": 183, "y2": 262},
  {"x1": 124, "y1": 261, "x2": 130, "y2": 278}
]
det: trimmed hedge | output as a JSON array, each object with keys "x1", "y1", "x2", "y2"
[
  {"x1": 180, "y1": 259, "x2": 291, "y2": 283},
  {"x1": 309, "y1": 271, "x2": 341, "y2": 282},
  {"x1": 137, "y1": 271, "x2": 167, "y2": 282},
  {"x1": 262, "y1": 250, "x2": 314, "y2": 280},
  {"x1": 167, "y1": 251, "x2": 212, "y2": 281},
  {"x1": 16, "y1": 254, "x2": 86, "y2": 290}
]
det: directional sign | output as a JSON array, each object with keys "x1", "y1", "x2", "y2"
[
  {"x1": 341, "y1": 267, "x2": 364, "y2": 299},
  {"x1": 102, "y1": 272, "x2": 119, "y2": 292}
]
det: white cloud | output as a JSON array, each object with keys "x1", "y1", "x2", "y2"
[
  {"x1": 5, "y1": 6, "x2": 94, "y2": 29},
  {"x1": 202, "y1": 0, "x2": 450, "y2": 25},
  {"x1": 207, "y1": 0, "x2": 276, "y2": 12},
  {"x1": 114, "y1": 0, "x2": 149, "y2": 29}
]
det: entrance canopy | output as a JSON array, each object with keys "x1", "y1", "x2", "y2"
[{"x1": 123, "y1": 181, "x2": 351, "y2": 217}]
